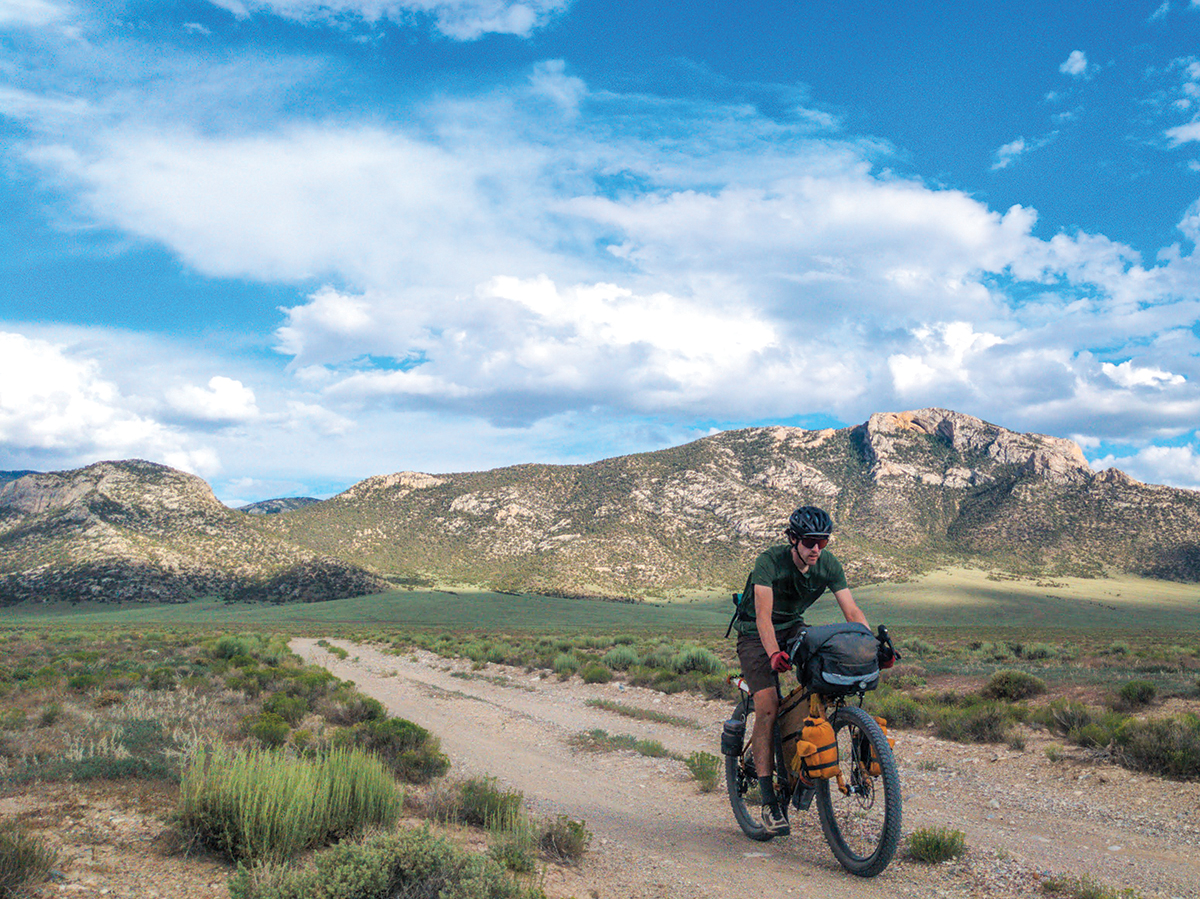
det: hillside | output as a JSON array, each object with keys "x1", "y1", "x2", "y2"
[
  {"x1": 0, "y1": 460, "x2": 386, "y2": 604},
  {"x1": 258, "y1": 408, "x2": 1200, "y2": 598},
  {"x1": 3, "y1": 409, "x2": 1199, "y2": 604}
]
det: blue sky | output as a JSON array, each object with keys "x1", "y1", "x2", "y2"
[{"x1": 2, "y1": 0, "x2": 1200, "y2": 504}]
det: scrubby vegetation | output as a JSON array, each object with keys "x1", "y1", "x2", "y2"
[
  {"x1": 0, "y1": 820, "x2": 58, "y2": 897},
  {"x1": 177, "y1": 745, "x2": 402, "y2": 862},
  {"x1": 0, "y1": 628, "x2": 593, "y2": 897},
  {"x1": 226, "y1": 826, "x2": 548, "y2": 899},
  {"x1": 906, "y1": 826, "x2": 966, "y2": 863}
]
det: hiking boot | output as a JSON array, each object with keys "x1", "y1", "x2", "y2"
[{"x1": 761, "y1": 804, "x2": 790, "y2": 836}]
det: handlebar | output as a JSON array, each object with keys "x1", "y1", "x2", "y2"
[{"x1": 876, "y1": 624, "x2": 901, "y2": 665}]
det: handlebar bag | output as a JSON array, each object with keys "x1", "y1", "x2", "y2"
[{"x1": 793, "y1": 622, "x2": 880, "y2": 695}]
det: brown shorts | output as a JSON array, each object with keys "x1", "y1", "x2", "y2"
[{"x1": 736, "y1": 622, "x2": 804, "y2": 695}]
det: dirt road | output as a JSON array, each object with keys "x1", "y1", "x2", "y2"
[{"x1": 292, "y1": 639, "x2": 1200, "y2": 899}]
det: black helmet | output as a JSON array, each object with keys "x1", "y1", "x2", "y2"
[{"x1": 786, "y1": 506, "x2": 833, "y2": 539}]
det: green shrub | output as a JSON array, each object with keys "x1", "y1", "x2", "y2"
[
  {"x1": 227, "y1": 825, "x2": 544, "y2": 899},
  {"x1": 983, "y1": 670, "x2": 1046, "y2": 701},
  {"x1": 897, "y1": 638, "x2": 936, "y2": 658},
  {"x1": 177, "y1": 745, "x2": 402, "y2": 863},
  {"x1": 0, "y1": 820, "x2": 58, "y2": 896},
  {"x1": 639, "y1": 645, "x2": 675, "y2": 670},
  {"x1": 351, "y1": 717, "x2": 450, "y2": 784},
  {"x1": 1045, "y1": 700, "x2": 1093, "y2": 736},
  {"x1": 488, "y1": 820, "x2": 538, "y2": 874},
  {"x1": 147, "y1": 666, "x2": 177, "y2": 691},
  {"x1": 933, "y1": 702, "x2": 1012, "y2": 743},
  {"x1": 684, "y1": 751, "x2": 720, "y2": 792},
  {"x1": 670, "y1": 646, "x2": 723, "y2": 676},
  {"x1": 551, "y1": 654, "x2": 577, "y2": 677},
  {"x1": 538, "y1": 815, "x2": 591, "y2": 864},
  {"x1": 118, "y1": 718, "x2": 176, "y2": 755},
  {"x1": 871, "y1": 690, "x2": 927, "y2": 729},
  {"x1": 906, "y1": 826, "x2": 965, "y2": 863},
  {"x1": 1021, "y1": 642, "x2": 1057, "y2": 660},
  {"x1": 68, "y1": 673, "x2": 99, "y2": 692},
  {"x1": 975, "y1": 641, "x2": 1014, "y2": 662},
  {"x1": 37, "y1": 703, "x2": 62, "y2": 727},
  {"x1": 264, "y1": 693, "x2": 309, "y2": 726},
  {"x1": 246, "y1": 712, "x2": 291, "y2": 748},
  {"x1": 456, "y1": 777, "x2": 523, "y2": 828},
  {"x1": 1117, "y1": 680, "x2": 1157, "y2": 708},
  {"x1": 322, "y1": 694, "x2": 385, "y2": 726},
  {"x1": 580, "y1": 663, "x2": 611, "y2": 684},
  {"x1": 633, "y1": 738, "x2": 667, "y2": 758},
  {"x1": 601, "y1": 646, "x2": 638, "y2": 671},
  {"x1": 1112, "y1": 713, "x2": 1200, "y2": 779},
  {"x1": 211, "y1": 634, "x2": 257, "y2": 660}
]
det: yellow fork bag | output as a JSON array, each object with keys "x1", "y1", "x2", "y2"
[
  {"x1": 799, "y1": 716, "x2": 840, "y2": 779},
  {"x1": 859, "y1": 715, "x2": 897, "y2": 776}
]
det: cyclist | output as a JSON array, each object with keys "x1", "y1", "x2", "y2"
[{"x1": 731, "y1": 505, "x2": 869, "y2": 836}]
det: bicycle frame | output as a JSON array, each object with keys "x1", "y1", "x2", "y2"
[{"x1": 731, "y1": 673, "x2": 865, "y2": 805}]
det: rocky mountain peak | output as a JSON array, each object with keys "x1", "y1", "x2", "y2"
[
  {"x1": 0, "y1": 459, "x2": 220, "y2": 518},
  {"x1": 336, "y1": 471, "x2": 447, "y2": 501},
  {"x1": 861, "y1": 408, "x2": 1092, "y2": 486}
]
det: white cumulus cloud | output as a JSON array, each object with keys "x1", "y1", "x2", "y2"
[
  {"x1": 1059, "y1": 50, "x2": 1091, "y2": 78},
  {"x1": 165, "y1": 376, "x2": 259, "y2": 422},
  {"x1": 1100, "y1": 360, "x2": 1186, "y2": 388},
  {"x1": 0, "y1": 331, "x2": 220, "y2": 473},
  {"x1": 1166, "y1": 120, "x2": 1200, "y2": 145},
  {"x1": 887, "y1": 322, "x2": 1005, "y2": 395}
]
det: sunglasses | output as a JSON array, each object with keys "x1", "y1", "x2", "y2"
[{"x1": 799, "y1": 536, "x2": 829, "y2": 550}]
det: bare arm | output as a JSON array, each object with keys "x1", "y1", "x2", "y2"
[
  {"x1": 833, "y1": 587, "x2": 868, "y2": 628},
  {"x1": 754, "y1": 584, "x2": 782, "y2": 657}
]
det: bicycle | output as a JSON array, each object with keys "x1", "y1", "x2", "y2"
[{"x1": 722, "y1": 624, "x2": 902, "y2": 877}]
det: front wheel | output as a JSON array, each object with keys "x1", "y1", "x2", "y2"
[
  {"x1": 815, "y1": 704, "x2": 902, "y2": 877},
  {"x1": 724, "y1": 699, "x2": 785, "y2": 842}
]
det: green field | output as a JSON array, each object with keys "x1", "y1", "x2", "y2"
[{"x1": 2, "y1": 567, "x2": 1198, "y2": 634}]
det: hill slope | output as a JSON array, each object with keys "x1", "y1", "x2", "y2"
[{"x1": 0, "y1": 460, "x2": 386, "y2": 604}]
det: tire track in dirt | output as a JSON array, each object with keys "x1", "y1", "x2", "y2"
[{"x1": 292, "y1": 639, "x2": 1199, "y2": 899}]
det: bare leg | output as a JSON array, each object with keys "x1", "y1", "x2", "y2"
[{"x1": 750, "y1": 685, "x2": 779, "y2": 780}]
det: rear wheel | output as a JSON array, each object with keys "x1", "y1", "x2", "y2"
[
  {"x1": 724, "y1": 699, "x2": 786, "y2": 842},
  {"x1": 815, "y1": 705, "x2": 902, "y2": 877}
]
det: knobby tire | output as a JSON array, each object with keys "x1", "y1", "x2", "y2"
[
  {"x1": 814, "y1": 704, "x2": 902, "y2": 877},
  {"x1": 724, "y1": 698, "x2": 788, "y2": 842}
]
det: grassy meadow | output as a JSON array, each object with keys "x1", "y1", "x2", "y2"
[{"x1": 4, "y1": 567, "x2": 1198, "y2": 634}]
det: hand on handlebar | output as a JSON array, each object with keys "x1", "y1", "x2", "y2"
[
  {"x1": 876, "y1": 624, "x2": 900, "y2": 669},
  {"x1": 770, "y1": 650, "x2": 792, "y2": 673}
]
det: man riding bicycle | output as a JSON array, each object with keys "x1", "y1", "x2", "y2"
[{"x1": 732, "y1": 505, "x2": 869, "y2": 836}]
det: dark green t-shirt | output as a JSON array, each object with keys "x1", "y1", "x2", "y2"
[{"x1": 734, "y1": 544, "x2": 848, "y2": 635}]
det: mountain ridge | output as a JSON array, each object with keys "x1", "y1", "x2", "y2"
[{"x1": 2, "y1": 408, "x2": 1198, "y2": 603}]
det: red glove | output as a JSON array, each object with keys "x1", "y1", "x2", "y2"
[{"x1": 770, "y1": 650, "x2": 792, "y2": 673}]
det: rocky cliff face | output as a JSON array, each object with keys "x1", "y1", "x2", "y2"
[
  {"x1": 5, "y1": 410, "x2": 1199, "y2": 603},
  {"x1": 0, "y1": 461, "x2": 387, "y2": 604}
]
